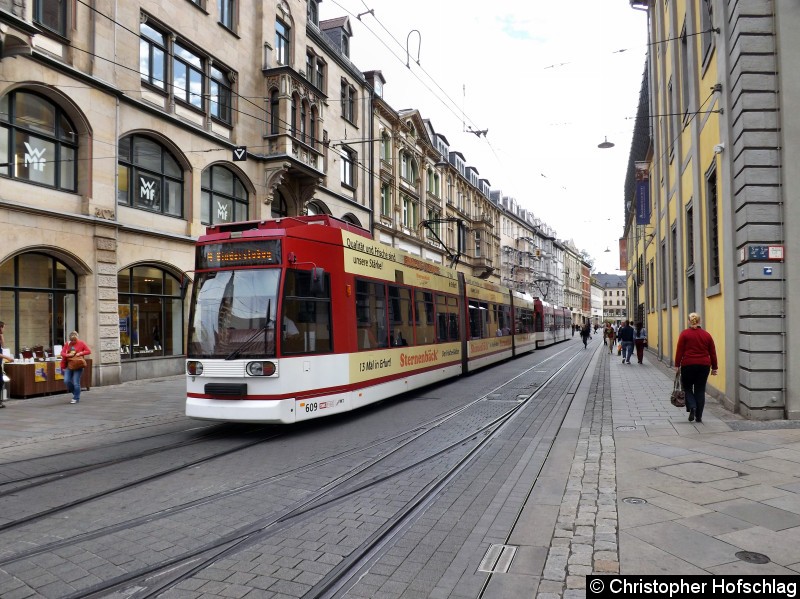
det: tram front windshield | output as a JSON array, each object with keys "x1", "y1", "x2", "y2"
[{"x1": 188, "y1": 269, "x2": 280, "y2": 359}]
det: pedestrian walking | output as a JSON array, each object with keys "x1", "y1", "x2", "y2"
[
  {"x1": 674, "y1": 313, "x2": 718, "y2": 423},
  {"x1": 580, "y1": 323, "x2": 591, "y2": 349},
  {"x1": 634, "y1": 321, "x2": 648, "y2": 364},
  {"x1": 605, "y1": 324, "x2": 615, "y2": 353},
  {"x1": 617, "y1": 320, "x2": 635, "y2": 364},
  {"x1": 60, "y1": 331, "x2": 91, "y2": 404},
  {"x1": 0, "y1": 320, "x2": 12, "y2": 408}
]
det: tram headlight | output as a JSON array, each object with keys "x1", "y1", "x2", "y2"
[
  {"x1": 246, "y1": 361, "x2": 276, "y2": 376},
  {"x1": 187, "y1": 361, "x2": 203, "y2": 376}
]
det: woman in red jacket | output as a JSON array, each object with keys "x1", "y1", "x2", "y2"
[
  {"x1": 674, "y1": 313, "x2": 718, "y2": 423},
  {"x1": 60, "y1": 331, "x2": 92, "y2": 404}
]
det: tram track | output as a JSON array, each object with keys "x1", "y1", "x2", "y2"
[
  {"x1": 67, "y1": 345, "x2": 587, "y2": 599},
  {"x1": 0, "y1": 344, "x2": 583, "y2": 599}
]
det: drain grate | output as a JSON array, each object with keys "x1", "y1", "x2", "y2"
[
  {"x1": 478, "y1": 544, "x2": 517, "y2": 573},
  {"x1": 736, "y1": 551, "x2": 770, "y2": 564},
  {"x1": 622, "y1": 497, "x2": 648, "y2": 505},
  {"x1": 616, "y1": 426, "x2": 638, "y2": 431}
]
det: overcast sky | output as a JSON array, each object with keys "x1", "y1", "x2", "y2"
[{"x1": 319, "y1": 0, "x2": 649, "y2": 274}]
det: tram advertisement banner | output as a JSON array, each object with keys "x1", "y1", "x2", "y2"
[
  {"x1": 349, "y1": 342, "x2": 461, "y2": 384},
  {"x1": 342, "y1": 232, "x2": 458, "y2": 294}
]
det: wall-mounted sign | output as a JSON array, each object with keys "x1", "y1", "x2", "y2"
[{"x1": 233, "y1": 146, "x2": 247, "y2": 161}]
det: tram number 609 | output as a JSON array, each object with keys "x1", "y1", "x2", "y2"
[{"x1": 305, "y1": 402, "x2": 318, "y2": 413}]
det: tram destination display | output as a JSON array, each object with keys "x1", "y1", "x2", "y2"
[{"x1": 197, "y1": 240, "x2": 281, "y2": 269}]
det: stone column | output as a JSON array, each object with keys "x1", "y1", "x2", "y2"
[{"x1": 95, "y1": 229, "x2": 122, "y2": 386}]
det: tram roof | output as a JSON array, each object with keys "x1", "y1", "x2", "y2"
[{"x1": 200, "y1": 215, "x2": 372, "y2": 242}]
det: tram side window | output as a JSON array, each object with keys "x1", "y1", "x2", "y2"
[
  {"x1": 518, "y1": 307, "x2": 534, "y2": 333},
  {"x1": 436, "y1": 294, "x2": 459, "y2": 342},
  {"x1": 496, "y1": 304, "x2": 512, "y2": 336},
  {"x1": 415, "y1": 290, "x2": 435, "y2": 345},
  {"x1": 281, "y1": 269, "x2": 332, "y2": 355},
  {"x1": 469, "y1": 300, "x2": 489, "y2": 339},
  {"x1": 355, "y1": 279, "x2": 388, "y2": 350},
  {"x1": 388, "y1": 285, "x2": 413, "y2": 346}
]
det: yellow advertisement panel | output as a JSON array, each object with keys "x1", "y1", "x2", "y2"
[
  {"x1": 35, "y1": 365, "x2": 47, "y2": 382},
  {"x1": 341, "y1": 232, "x2": 459, "y2": 295},
  {"x1": 349, "y1": 342, "x2": 461, "y2": 384},
  {"x1": 468, "y1": 336, "x2": 513, "y2": 358}
]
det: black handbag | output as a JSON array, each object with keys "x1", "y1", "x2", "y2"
[{"x1": 670, "y1": 371, "x2": 686, "y2": 407}]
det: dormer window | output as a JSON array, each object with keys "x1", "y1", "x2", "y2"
[
  {"x1": 307, "y1": 0, "x2": 319, "y2": 26},
  {"x1": 341, "y1": 34, "x2": 349, "y2": 57}
]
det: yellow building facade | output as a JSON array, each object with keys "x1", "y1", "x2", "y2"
[{"x1": 628, "y1": 0, "x2": 800, "y2": 419}]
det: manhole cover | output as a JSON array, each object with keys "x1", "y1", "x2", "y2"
[
  {"x1": 616, "y1": 426, "x2": 638, "y2": 431},
  {"x1": 736, "y1": 551, "x2": 770, "y2": 564},
  {"x1": 622, "y1": 497, "x2": 648, "y2": 505}
]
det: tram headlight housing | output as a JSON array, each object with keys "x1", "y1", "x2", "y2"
[
  {"x1": 246, "y1": 361, "x2": 277, "y2": 377},
  {"x1": 186, "y1": 361, "x2": 203, "y2": 376}
]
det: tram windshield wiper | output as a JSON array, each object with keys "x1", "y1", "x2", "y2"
[{"x1": 225, "y1": 300, "x2": 272, "y2": 361}]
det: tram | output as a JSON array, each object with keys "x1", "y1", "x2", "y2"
[
  {"x1": 533, "y1": 299, "x2": 572, "y2": 348},
  {"x1": 185, "y1": 215, "x2": 539, "y2": 423}
]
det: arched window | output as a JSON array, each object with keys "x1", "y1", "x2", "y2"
[
  {"x1": 0, "y1": 91, "x2": 78, "y2": 191},
  {"x1": 117, "y1": 134, "x2": 183, "y2": 217},
  {"x1": 271, "y1": 190, "x2": 288, "y2": 218},
  {"x1": 0, "y1": 253, "x2": 78, "y2": 356},
  {"x1": 118, "y1": 265, "x2": 184, "y2": 359},
  {"x1": 341, "y1": 214, "x2": 361, "y2": 227},
  {"x1": 306, "y1": 201, "x2": 327, "y2": 216},
  {"x1": 201, "y1": 165, "x2": 248, "y2": 225}
]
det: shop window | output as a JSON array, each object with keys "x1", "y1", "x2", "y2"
[
  {"x1": 118, "y1": 266, "x2": 184, "y2": 360},
  {"x1": 0, "y1": 253, "x2": 78, "y2": 357},
  {"x1": 0, "y1": 91, "x2": 78, "y2": 191},
  {"x1": 201, "y1": 164, "x2": 249, "y2": 225},
  {"x1": 117, "y1": 134, "x2": 183, "y2": 217}
]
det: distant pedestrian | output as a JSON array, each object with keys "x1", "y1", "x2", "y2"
[
  {"x1": 617, "y1": 320, "x2": 635, "y2": 364},
  {"x1": 60, "y1": 331, "x2": 91, "y2": 404},
  {"x1": 674, "y1": 313, "x2": 718, "y2": 423},
  {"x1": 580, "y1": 323, "x2": 591, "y2": 349},
  {"x1": 634, "y1": 322, "x2": 648, "y2": 364}
]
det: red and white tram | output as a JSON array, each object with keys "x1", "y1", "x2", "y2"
[
  {"x1": 533, "y1": 300, "x2": 572, "y2": 348},
  {"x1": 185, "y1": 216, "x2": 538, "y2": 423}
]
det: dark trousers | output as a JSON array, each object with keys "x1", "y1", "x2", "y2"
[
  {"x1": 635, "y1": 339, "x2": 646, "y2": 363},
  {"x1": 680, "y1": 364, "x2": 711, "y2": 419}
]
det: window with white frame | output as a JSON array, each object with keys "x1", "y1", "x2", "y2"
[
  {"x1": 275, "y1": 19, "x2": 290, "y2": 66},
  {"x1": 380, "y1": 132, "x2": 391, "y2": 162},
  {"x1": 380, "y1": 183, "x2": 391, "y2": 216},
  {"x1": 401, "y1": 195, "x2": 417, "y2": 228},
  {"x1": 340, "y1": 147, "x2": 355, "y2": 188},
  {"x1": 341, "y1": 80, "x2": 356, "y2": 123}
]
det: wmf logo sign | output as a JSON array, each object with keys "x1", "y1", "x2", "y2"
[
  {"x1": 24, "y1": 141, "x2": 47, "y2": 172},
  {"x1": 216, "y1": 201, "x2": 230, "y2": 222},
  {"x1": 140, "y1": 178, "x2": 157, "y2": 202}
]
